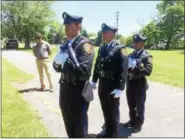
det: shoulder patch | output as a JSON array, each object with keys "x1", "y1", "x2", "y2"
[
  {"x1": 121, "y1": 48, "x2": 127, "y2": 56},
  {"x1": 83, "y1": 43, "x2": 93, "y2": 54}
]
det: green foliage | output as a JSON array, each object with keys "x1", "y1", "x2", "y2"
[
  {"x1": 88, "y1": 32, "x2": 96, "y2": 37},
  {"x1": 125, "y1": 35, "x2": 133, "y2": 47},
  {"x1": 138, "y1": 0, "x2": 184, "y2": 50},
  {"x1": 118, "y1": 35, "x2": 126, "y2": 45},
  {"x1": 47, "y1": 21, "x2": 65, "y2": 44},
  {"x1": 94, "y1": 30, "x2": 102, "y2": 46},
  {"x1": 140, "y1": 21, "x2": 162, "y2": 49},
  {"x1": 2, "y1": 1, "x2": 55, "y2": 48},
  {"x1": 80, "y1": 27, "x2": 89, "y2": 38}
]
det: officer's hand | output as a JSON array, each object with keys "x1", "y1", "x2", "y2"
[
  {"x1": 53, "y1": 61, "x2": 62, "y2": 72},
  {"x1": 54, "y1": 50, "x2": 69, "y2": 66},
  {"x1": 135, "y1": 58, "x2": 142, "y2": 66},
  {"x1": 111, "y1": 89, "x2": 123, "y2": 98},
  {"x1": 128, "y1": 57, "x2": 136, "y2": 69},
  {"x1": 90, "y1": 81, "x2": 97, "y2": 89}
]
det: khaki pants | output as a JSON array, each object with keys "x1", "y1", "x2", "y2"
[{"x1": 36, "y1": 58, "x2": 53, "y2": 88}]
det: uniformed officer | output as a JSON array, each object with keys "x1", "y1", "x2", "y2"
[
  {"x1": 123, "y1": 34, "x2": 153, "y2": 133},
  {"x1": 91, "y1": 23, "x2": 128, "y2": 137},
  {"x1": 53, "y1": 12, "x2": 95, "y2": 138}
]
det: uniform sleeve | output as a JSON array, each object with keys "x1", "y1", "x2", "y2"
[
  {"x1": 92, "y1": 47, "x2": 101, "y2": 83},
  {"x1": 115, "y1": 48, "x2": 128, "y2": 90},
  {"x1": 62, "y1": 43, "x2": 95, "y2": 76},
  {"x1": 136, "y1": 55, "x2": 153, "y2": 76}
]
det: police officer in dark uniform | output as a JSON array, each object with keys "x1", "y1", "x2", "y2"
[
  {"x1": 91, "y1": 23, "x2": 128, "y2": 137},
  {"x1": 123, "y1": 34, "x2": 153, "y2": 133},
  {"x1": 53, "y1": 12, "x2": 95, "y2": 138}
]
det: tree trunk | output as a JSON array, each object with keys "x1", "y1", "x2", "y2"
[
  {"x1": 24, "y1": 37, "x2": 30, "y2": 49},
  {"x1": 166, "y1": 35, "x2": 172, "y2": 50}
]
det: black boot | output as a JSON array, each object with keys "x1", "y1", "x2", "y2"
[
  {"x1": 96, "y1": 130, "x2": 107, "y2": 138},
  {"x1": 123, "y1": 120, "x2": 135, "y2": 128},
  {"x1": 131, "y1": 124, "x2": 142, "y2": 133},
  {"x1": 131, "y1": 117, "x2": 143, "y2": 133}
]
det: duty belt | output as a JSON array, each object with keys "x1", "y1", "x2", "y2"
[
  {"x1": 60, "y1": 72, "x2": 90, "y2": 85},
  {"x1": 128, "y1": 68, "x2": 145, "y2": 80},
  {"x1": 128, "y1": 68, "x2": 134, "y2": 80},
  {"x1": 99, "y1": 70, "x2": 115, "y2": 80}
]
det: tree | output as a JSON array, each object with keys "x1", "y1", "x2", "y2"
[
  {"x1": 88, "y1": 32, "x2": 96, "y2": 37},
  {"x1": 125, "y1": 35, "x2": 133, "y2": 47},
  {"x1": 2, "y1": 1, "x2": 54, "y2": 48},
  {"x1": 94, "y1": 30, "x2": 102, "y2": 46},
  {"x1": 156, "y1": 0, "x2": 184, "y2": 49},
  {"x1": 80, "y1": 27, "x2": 88, "y2": 38},
  {"x1": 118, "y1": 35, "x2": 126, "y2": 45},
  {"x1": 47, "y1": 21, "x2": 65, "y2": 44},
  {"x1": 140, "y1": 21, "x2": 162, "y2": 48},
  {"x1": 137, "y1": 0, "x2": 184, "y2": 49}
]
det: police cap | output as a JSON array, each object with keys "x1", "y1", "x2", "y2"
[
  {"x1": 62, "y1": 12, "x2": 83, "y2": 25},
  {"x1": 133, "y1": 34, "x2": 147, "y2": 43},
  {"x1": 101, "y1": 23, "x2": 117, "y2": 33}
]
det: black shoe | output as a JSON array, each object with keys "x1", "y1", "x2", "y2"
[
  {"x1": 96, "y1": 130, "x2": 107, "y2": 138},
  {"x1": 131, "y1": 125, "x2": 142, "y2": 133},
  {"x1": 123, "y1": 120, "x2": 135, "y2": 128}
]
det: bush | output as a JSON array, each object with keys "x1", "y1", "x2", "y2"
[{"x1": 171, "y1": 39, "x2": 184, "y2": 49}]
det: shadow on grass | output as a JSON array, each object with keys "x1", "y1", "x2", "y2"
[{"x1": 18, "y1": 87, "x2": 50, "y2": 93}]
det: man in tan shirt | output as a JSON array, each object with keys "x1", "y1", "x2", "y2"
[{"x1": 32, "y1": 33, "x2": 53, "y2": 92}]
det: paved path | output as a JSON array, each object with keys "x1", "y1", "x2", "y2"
[{"x1": 2, "y1": 50, "x2": 184, "y2": 137}]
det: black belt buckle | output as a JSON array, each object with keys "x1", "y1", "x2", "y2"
[{"x1": 128, "y1": 73, "x2": 133, "y2": 80}]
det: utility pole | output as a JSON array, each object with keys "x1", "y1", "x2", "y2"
[{"x1": 116, "y1": 11, "x2": 119, "y2": 40}]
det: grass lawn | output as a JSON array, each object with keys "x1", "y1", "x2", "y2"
[
  {"x1": 146, "y1": 49, "x2": 184, "y2": 88},
  {"x1": 20, "y1": 44, "x2": 184, "y2": 88},
  {"x1": 2, "y1": 58, "x2": 51, "y2": 137}
]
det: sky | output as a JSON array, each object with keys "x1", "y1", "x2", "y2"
[{"x1": 51, "y1": 1, "x2": 160, "y2": 36}]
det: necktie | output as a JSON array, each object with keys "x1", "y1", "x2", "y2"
[{"x1": 131, "y1": 51, "x2": 137, "y2": 59}]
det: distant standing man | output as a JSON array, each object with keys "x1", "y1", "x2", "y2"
[
  {"x1": 123, "y1": 34, "x2": 153, "y2": 133},
  {"x1": 91, "y1": 23, "x2": 128, "y2": 137},
  {"x1": 53, "y1": 12, "x2": 95, "y2": 137},
  {"x1": 32, "y1": 33, "x2": 53, "y2": 92}
]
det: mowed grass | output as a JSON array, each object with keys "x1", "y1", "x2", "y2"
[
  {"x1": 2, "y1": 58, "x2": 51, "y2": 137},
  {"x1": 21, "y1": 44, "x2": 184, "y2": 88}
]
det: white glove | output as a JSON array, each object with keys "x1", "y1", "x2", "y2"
[
  {"x1": 111, "y1": 89, "x2": 123, "y2": 98},
  {"x1": 53, "y1": 49, "x2": 69, "y2": 67},
  {"x1": 128, "y1": 57, "x2": 136, "y2": 69},
  {"x1": 90, "y1": 81, "x2": 97, "y2": 89}
]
